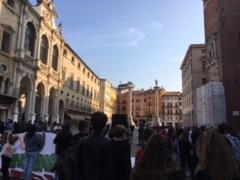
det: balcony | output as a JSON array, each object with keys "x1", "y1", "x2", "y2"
[{"x1": 65, "y1": 104, "x2": 93, "y2": 114}]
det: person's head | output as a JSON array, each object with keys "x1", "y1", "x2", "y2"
[
  {"x1": 179, "y1": 130, "x2": 189, "y2": 142},
  {"x1": 218, "y1": 122, "x2": 232, "y2": 135},
  {"x1": 91, "y1": 112, "x2": 107, "y2": 134},
  {"x1": 62, "y1": 123, "x2": 71, "y2": 133},
  {"x1": 197, "y1": 130, "x2": 238, "y2": 180},
  {"x1": 143, "y1": 127, "x2": 154, "y2": 144},
  {"x1": 111, "y1": 125, "x2": 128, "y2": 140},
  {"x1": 8, "y1": 119, "x2": 13, "y2": 124},
  {"x1": 78, "y1": 120, "x2": 90, "y2": 133},
  {"x1": 26, "y1": 124, "x2": 37, "y2": 138},
  {"x1": 136, "y1": 133, "x2": 174, "y2": 172}
]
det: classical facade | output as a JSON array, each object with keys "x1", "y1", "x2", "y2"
[
  {"x1": 203, "y1": 0, "x2": 240, "y2": 124},
  {"x1": 0, "y1": 0, "x2": 104, "y2": 123},
  {"x1": 161, "y1": 92, "x2": 183, "y2": 128},
  {"x1": 100, "y1": 79, "x2": 117, "y2": 123},
  {"x1": 0, "y1": 0, "x2": 41, "y2": 122},
  {"x1": 180, "y1": 44, "x2": 207, "y2": 126}
]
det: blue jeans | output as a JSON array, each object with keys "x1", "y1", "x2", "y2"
[{"x1": 24, "y1": 152, "x2": 38, "y2": 180}]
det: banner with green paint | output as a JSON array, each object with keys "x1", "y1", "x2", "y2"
[{"x1": 1, "y1": 132, "x2": 57, "y2": 180}]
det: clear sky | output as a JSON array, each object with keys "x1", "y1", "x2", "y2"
[{"x1": 31, "y1": 0, "x2": 205, "y2": 91}]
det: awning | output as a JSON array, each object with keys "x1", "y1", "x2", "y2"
[
  {"x1": 0, "y1": 94, "x2": 17, "y2": 104},
  {"x1": 65, "y1": 113, "x2": 90, "y2": 121}
]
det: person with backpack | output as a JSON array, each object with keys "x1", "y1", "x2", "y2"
[
  {"x1": 110, "y1": 125, "x2": 131, "y2": 180},
  {"x1": 70, "y1": 120, "x2": 90, "y2": 147},
  {"x1": 78, "y1": 112, "x2": 112, "y2": 180},
  {"x1": 1, "y1": 130, "x2": 18, "y2": 180},
  {"x1": 54, "y1": 123, "x2": 72, "y2": 156},
  {"x1": 24, "y1": 124, "x2": 45, "y2": 180},
  {"x1": 193, "y1": 130, "x2": 240, "y2": 180},
  {"x1": 218, "y1": 123, "x2": 240, "y2": 170},
  {"x1": 55, "y1": 121, "x2": 90, "y2": 180}
]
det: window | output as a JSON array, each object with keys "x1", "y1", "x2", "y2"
[
  {"x1": 24, "y1": 22, "x2": 35, "y2": 57},
  {"x1": 82, "y1": 82, "x2": 85, "y2": 95},
  {"x1": 83, "y1": 67, "x2": 86, "y2": 74},
  {"x1": 202, "y1": 78, "x2": 207, "y2": 85},
  {"x1": 202, "y1": 61, "x2": 206, "y2": 72},
  {"x1": 40, "y1": 35, "x2": 49, "y2": 64},
  {"x1": 86, "y1": 85, "x2": 89, "y2": 97},
  {"x1": 1, "y1": 31, "x2": 11, "y2": 53},
  {"x1": 76, "y1": 80, "x2": 80, "y2": 92},
  {"x1": 52, "y1": 45, "x2": 59, "y2": 71},
  {"x1": 71, "y1": 57, "x2": 75, "y2": 64},
  {"x1": 78, "y1": 63, "x2": 81, "y2": 69},
  {"x1": 70, "y1": 75, "x2": 74, "y2": 89},
  {"x1": 201, "y1": 48, "x2": 206, "y2": 54},
  {"x1": 62, "y1": 70, "x2": 66, "y2": 81},
  {"x1": 63, "y1": 49, "x2": 67, "y2": 56},
  {"x1": 7, "y1": 0, "x2": 14, "y2": 8},
  {"x1": 87, "y1": 72, "x2": 90, "y2": 78}
]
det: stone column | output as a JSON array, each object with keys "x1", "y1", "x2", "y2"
[
  {"x1": 54, "y1": 91, "x2": 59, "y2": 123},
  {"x1": 27, "y1": 88, "x2": 36, "y2": 123},
  {"x1": 18, "y1": 6, "x2": 27, "y2": 58},
  {"x1": 154, "y1": 80, "x2": 160, "y2": 126},
  {"x1": 43, "y1": 89, "x2": 49, "y2": 123},
  {"x1": 13, "y1": 101, "x2": 19, "y2": 122},
  {"x1": 127, "y1": 82, "x2": 134, "y2": 126},
  {"x1": 29, "y1": 88, "x2": 36, "y2": 123}
]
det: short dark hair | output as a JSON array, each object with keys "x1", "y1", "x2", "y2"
[
  {"x1": 78, "y1": 120, "x2": 89, "y2": 132},
  {"x1": 91, "y1": 112, "x2": 108, "y2": 133},
  {"x1": 111, "y1": 125, "x2": 128, "y2": 138}
]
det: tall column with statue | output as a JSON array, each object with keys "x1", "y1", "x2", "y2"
[
  {"x1": 127, "y1": 82, "x2": 134, "y2": 126},
  {"x1": 154, "y1": 80, "x2": 161, "y2": 126}
]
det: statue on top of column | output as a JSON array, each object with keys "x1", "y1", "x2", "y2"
[{"x1": 155, "y1": 79, "x2": 158, "y2": 87}]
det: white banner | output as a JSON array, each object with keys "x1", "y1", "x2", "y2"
[{"x1": 1, "y1": 132, "x2": 57, "y2": 180}]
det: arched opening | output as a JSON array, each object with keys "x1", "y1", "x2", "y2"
[
  {"x1": 40, "y1": 35, "x2": 49, "y2": 65},
  {"x1": 18, "y1": 76, "x2": 32, "y2": 122},
  {"x1": 52, "y1": 45, "x2": 59, "y2": 71},
  {"x1": 24, "y1": 22, "x2": 36, "y2": 57},
  {"x1": 4, "y1": 78, "x2": 10, "y2": 94},
  {"x1": 35, "y1": 83, "x2": 45, "y2": 121},
  {"x1": 59, "y1": 100, "x2": 64, "y2": 124},
  {"x1": 48, "y1": 87, "x2": 56, "y2": 124},
  {"x1": 0, "y1": 76, "x2": 4, "y2": 93}
]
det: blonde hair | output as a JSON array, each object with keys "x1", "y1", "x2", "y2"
[{"x1": 197, "y1": 130, "x2": 239, "y2": 180}]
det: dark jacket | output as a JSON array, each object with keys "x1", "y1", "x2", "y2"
[
  {"x1": 111, "y1": 139, "x2": 131, "y2": 180},
  {"x1": 54, "y1": 131, "x2": 72, "y2": 156},
  {"x1": 192, "y1": 169, "x2": 240, "y2": 180},
  {"x1": 70, "y1": 132, "x2": 88, "y2": 147},
  {"x1": 78, "y1": 133, "x2": 112, "y2": 180},
  {"x1": 132, "y1": 169, "x2": 185, "y2": 180},
  {"x1": 25, "y1": 132, "x2": 45, "y2": 152}
]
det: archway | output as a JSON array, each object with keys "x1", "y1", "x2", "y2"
[
  {"x1": 48, "y1": 87, "x2": 56, "y2": 124},
  {"x1": 35, "y1": 83, "x2": 45, "y2": 121},
  {"x1": 59, "y1": 99, "x2": 64, "y2": 124},
  {"x1": 18, "y1": 76, "x2": 32, "y2": 122}
]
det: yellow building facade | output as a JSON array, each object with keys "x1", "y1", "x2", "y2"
[
  {"x1": 100, "y1": 79, "x2": 117, "y2": 123},
  {"x1": 0, "y1": 0, "x2": 111, "y2": 123}
]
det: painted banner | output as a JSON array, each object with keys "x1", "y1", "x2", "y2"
[{"x1": 1, "y1": 132, "x2": 57, "y2": 180}]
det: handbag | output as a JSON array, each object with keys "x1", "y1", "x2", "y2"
[{"x1": 1, "y1": 132, "x2": 15, "y2": 158}]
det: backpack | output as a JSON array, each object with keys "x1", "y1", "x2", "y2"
[
  {"x1": 226, "y1": 135, "x2": 240, "y2": 162},
  {"x1": 55, "y1": 147, "x2": 80, "y2": 180},
  {"x1": 1, "y1": 132, "x2": 15, "y2": 158}
]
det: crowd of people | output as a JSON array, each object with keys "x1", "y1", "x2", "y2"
[{"x1": 0, "y1": 113, "x2": 240, "y2": 180}]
